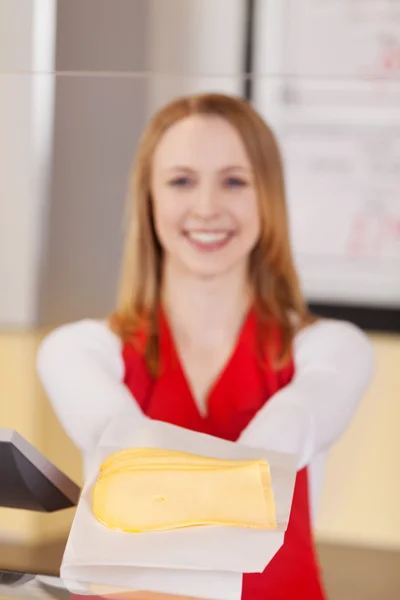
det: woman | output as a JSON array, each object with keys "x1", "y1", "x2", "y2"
[{"x1": 37, "y1": 93, "x2": 374, "y2": 599}]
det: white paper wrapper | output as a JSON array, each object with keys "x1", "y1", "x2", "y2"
[
  {"x1": 61, "y1": 570, "x2": 241, "y2": 600},
  {"x1": 61, "y1": 417, "x2": 297, "y2": 599}
]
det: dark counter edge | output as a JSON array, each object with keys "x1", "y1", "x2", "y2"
[
  {"x1": 308, "y1": 303, "x2": 400, "y2": 333},
  {"x1": 0, "y1": 538, "x2": 399, "y2": 599}
]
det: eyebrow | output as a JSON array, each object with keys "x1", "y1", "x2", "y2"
[{"x1": 163, "y1": 165, "x2": 252, "y2": 173}]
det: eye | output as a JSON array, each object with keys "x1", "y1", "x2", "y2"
[
  {"x1": 224, "y1": 177, "x2": 248, "y2": 188},
  {"x1": 168, "y1": 176, "x2": 193, "y2": 188}
]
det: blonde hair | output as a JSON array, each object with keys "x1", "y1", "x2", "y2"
[{"x1": 110, "y1": 93, "x2": 314, "y2": 375}]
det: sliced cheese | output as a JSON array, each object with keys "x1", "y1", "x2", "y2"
[
  {"x1": 100, "y1": 447, "x2": 247, "y2": 472},
  {"x1": 92, "y1": 448, "x2": 277, "y2": 532},
  {"x1": 100, "y1": 449, "x2": 264, "y2": 477}
]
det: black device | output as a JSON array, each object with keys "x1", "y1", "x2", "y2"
[
  {"x1": 0, "y1": 429, "x2": 80, "y2": 512},
  {"x1": 0, "y1": 429, "x2": 81, "y2": 597}
]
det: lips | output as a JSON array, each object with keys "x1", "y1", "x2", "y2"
[{"x1": 183, "y1": 230, "x2": 234, "y2": 252}]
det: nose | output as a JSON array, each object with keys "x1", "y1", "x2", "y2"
[{"x1": 192, "y1": 182, "x2": 220, "y2": 220}]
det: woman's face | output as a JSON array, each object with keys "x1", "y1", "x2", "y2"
[{"x1": 151, "y1": 115, "x2": 260, "y2": 279}]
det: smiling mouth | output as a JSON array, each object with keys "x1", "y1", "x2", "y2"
[{"x1": 183, "y1": 230, "x2": 234, "y2": 251}]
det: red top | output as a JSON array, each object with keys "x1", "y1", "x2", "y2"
[{"x1": 122, "y1": 309, "x2": 326, "y2": 599}]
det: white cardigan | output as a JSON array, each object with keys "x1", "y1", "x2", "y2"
[{"x1": 36, "y1": 317, "x2": 375, "y2": 518}]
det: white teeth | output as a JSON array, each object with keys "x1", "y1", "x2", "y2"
[{"x1": 187, "y1": 231, "x2": 230, "y2": 244}]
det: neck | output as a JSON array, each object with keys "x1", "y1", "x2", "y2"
[{"x1": 161, "y1": 260, "x2": 252, "y2": 349}]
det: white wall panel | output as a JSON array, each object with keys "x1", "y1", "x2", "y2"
[
  {"x1": 0, "y1": 0, "x2": 56, "y2": 327},
  {"x1": 146, "y1": 0, "x2": 247, "y2": 115}
]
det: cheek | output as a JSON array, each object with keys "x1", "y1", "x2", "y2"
[
  {"x1": 235, "y1": 194, "x2": 261, "y2": 240},
  {"x1": 152, "y1": 190, "x2": 185, "y2": 242}
]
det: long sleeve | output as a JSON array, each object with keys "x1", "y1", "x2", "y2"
[
  {"x1": 36, "y1": 319, "x2": 145, "y2": 455},
  {"x1": 239, "y1": 319, "x2": 375, "y2": 469}
]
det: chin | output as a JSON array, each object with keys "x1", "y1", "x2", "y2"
[
  {"x1": 182, "y1": 258, "x2": 246, "y2": 280},
  {"x1": 191, "y1": 268, "x2": 224, "y2": 280}
]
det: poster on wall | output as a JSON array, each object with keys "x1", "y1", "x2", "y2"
[
  {"x1": 279, "y1": 121, "x2": 400, "y2": 308},
  {"x1": 252, "y1": 0, "x2": 400, "y2": 314},
  {"x1": 280, "y1": 0, "x2": 400, "y2": 111}
]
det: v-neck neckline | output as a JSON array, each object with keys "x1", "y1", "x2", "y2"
[{"x1": 158, "y1": 307, "x2": 256, "y2": 420}]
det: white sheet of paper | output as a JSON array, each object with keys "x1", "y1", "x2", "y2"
[
  {"x1": 60, "y1": 569, "x2": 242, "y2": 600},
  {"x1": 61, "y1": 417, "x2": 297, "y2": 599}
]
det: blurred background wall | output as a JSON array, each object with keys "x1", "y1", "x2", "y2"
[{"x1": 0, "y1": 0, "x2": 399, "y2": 559}]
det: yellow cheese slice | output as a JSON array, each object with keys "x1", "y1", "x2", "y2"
[
  {"x1": 100, "y1": 447, "x2": 246, "y2": 472},
  {"x1": 92, "y1": 448, "x2": 277, "y2": 532},
  {"x1": 100, "y1": 448, "x2": 263, "y2": 477}
]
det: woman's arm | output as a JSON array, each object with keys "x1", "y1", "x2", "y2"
[
  {"x1": 239, "y1": 319, "x2": 375, "y2": 469},
  {"x1": 36, "y1": 319, "x2": 144, "y2": 454}
]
